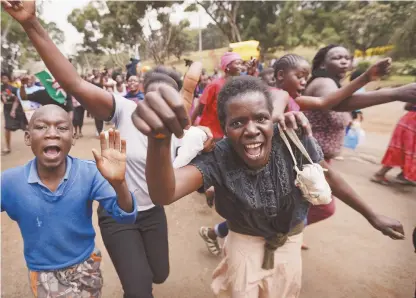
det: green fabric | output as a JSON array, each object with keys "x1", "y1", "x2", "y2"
[
  {"x1": 35, "y1": 71, "x2": 66, "y2": 104},
  {"x1": 262, "y1": 222, "x2": 304, "y2": 270}
]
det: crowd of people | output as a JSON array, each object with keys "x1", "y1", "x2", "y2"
[{"x1": 1, "y1": 1, "x2": 415, "y2": 298}]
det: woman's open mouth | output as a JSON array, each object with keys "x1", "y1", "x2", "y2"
[
  {"x1": 244, "y1": 143, "x2": 263, "y2": 159},
  {"x1": 43, "y1": 146, "x2": 61, "y2": 159}
]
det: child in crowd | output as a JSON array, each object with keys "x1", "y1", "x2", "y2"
[{"x1": 1, "y1": 105, "x2": 136, "y2": 297}]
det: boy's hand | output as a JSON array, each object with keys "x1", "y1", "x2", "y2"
[
  {"x1": 1, "y1": 0, "x2": 37, "y2": 25},
  {"x1": 92, "y1": 129, "x2": 127, "y2": 186}
]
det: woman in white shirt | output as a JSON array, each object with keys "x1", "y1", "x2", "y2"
[{"x1": 113, "y1": 72, "x2": 127, "y2": 96}]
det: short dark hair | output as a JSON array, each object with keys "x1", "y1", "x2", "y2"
[
  {"x1": 273, "y1": 54, "x2": 307, "y2": 78},
  {"x1": 217, "y1": 76, "x2": 273, "y2": 131},
  {"x1": 143, "y1": 65, "x2": 183, "y2": 93},
  {"x1": 112, "y1": 71, "x2": 121, "y2": 81}
]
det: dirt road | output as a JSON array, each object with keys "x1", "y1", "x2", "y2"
[{"x1": 1, "y1": 103, "x2": 415, "y2": 297}]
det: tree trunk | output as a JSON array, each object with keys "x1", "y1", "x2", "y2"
[{"x1": 1, "y1": 19, "x2": 12, "y2": 41}]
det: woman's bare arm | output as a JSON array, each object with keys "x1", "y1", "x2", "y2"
[
  {"x1": 270, "y1": 88, "x2": 289, "y2": 121},
  {"x1": 306, "y1": 78, "x2": 397, "y2": 112},
  {"x1": 296, "y1": 73, "x2": 369, "y2": 111},
  {"x1": 146, "y1": 137, "x2": 204, "y2": 205},
  {"x1": 321, "y1": 160, "x2": 404, "y2": 239}
]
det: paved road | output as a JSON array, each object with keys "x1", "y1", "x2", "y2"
[{"x1": 1, "y1": 115, "x2": 415, "y2": 298}]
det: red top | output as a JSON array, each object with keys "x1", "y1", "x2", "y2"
[{"x1": 199, "y1": 77, "x2": 226, "y2": 139}]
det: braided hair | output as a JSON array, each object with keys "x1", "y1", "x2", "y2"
[{"x1": 273, "y1": 54, "x2": 307, "y2": 79}]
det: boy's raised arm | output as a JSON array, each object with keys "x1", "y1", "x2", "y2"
[{"x1": 2, "y1": 0, "x2": 114, "y2": 120}]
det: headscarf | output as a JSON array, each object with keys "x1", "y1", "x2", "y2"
[{"x1": 220, "y1": 52, "x2": 242, "y2": 72}]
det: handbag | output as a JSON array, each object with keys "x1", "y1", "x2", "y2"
[{"x1": 279, "y1": 127, "x2": 332, "y2": 205}]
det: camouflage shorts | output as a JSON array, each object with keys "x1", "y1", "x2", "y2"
[{"x1": 28, "y1": 248, "x2": 103, "y2": 298}]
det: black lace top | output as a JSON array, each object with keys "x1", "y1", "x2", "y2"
[{"x1": 190, "y1": 125, "x2": 324, "y2": 238}]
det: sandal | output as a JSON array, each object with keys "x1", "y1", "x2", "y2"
[
  {"x1": 370, "y1": 175, "x2": 390, "y2": 185},
  {"x1": 1, "y1": 149, "x2": 11, "y2": 156},
  {"x1": 394, "y1": 174, "x2": 416, "y2": 186},
  {"x1": 199, "y1": 227, "x2": 221, "y2": 256}
]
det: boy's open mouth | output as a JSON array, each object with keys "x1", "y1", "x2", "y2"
[{"x1": 43, "y1": 145, "x2": 61, "y2": 158}]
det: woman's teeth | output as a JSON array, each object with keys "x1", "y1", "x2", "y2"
[
  {"x1": 245, "y1": 143, "x2": 261, "y2": 149},
  {"x1": 244, "y1": 143, "x2": 262, "y2": 158}
]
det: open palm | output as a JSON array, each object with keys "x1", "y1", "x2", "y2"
[
  {"x1": 92, "y1": 129, "x2": 127, "y2": 185},
  {"x1": 1, "y1": 0, "x2": 36, "y2": 24}
]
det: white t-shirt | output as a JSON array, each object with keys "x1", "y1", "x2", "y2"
[
  {"x1": 111, "y1": 94, "x2": 207, "y2": 211},
  {"x1": 113, "y1": 84, "x2": 127, "y2": 96}
]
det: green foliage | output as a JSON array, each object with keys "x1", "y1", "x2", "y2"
[
  {"x1": 67, "y1": 1, "x2": 189, "y2": 64},
  {"x1": 1, "y1": 4, "x2": 64, "y2": 73},
  {"x1": 201, "y1": 24, "x2": 229, "y2": 50},
  {"x1": 394, "y1": 63, "x2": 416, "y2": 76},
  {"x1": 65, "y1": 0, "x2": 415, "y2": 68},
  {"x1": 194, "y1": 0, "x2": 414, "y2": 61},
  {"x1": 356, "y1": 61, "x2": 371, "y2": 72},
  {"x1": 390, "y1": 5, "x2": 416, "y2": 59}
]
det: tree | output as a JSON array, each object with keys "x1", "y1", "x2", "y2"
[
  {"x1": 332, "y1": 1, "x2": 415, "y2": 55},
  {"x1": 144, "y1": 14, "x2": 192, "y2": 64},
  {"x1": 186, "y1": 1, "x2": 242, "y2": 42},
  {"x1": 169, "y1": 21, "x2": 194, "y2": 60},
  {"x1": 390, "y1": 5, "x2": 416, "y2": 59},
  {"x1": 201, "y1": 23, "x2": 229, "y2": 50},
  {"x1": 68, "y1": 1, "x2": 185, "y2": 65},
  {"x1": 337, "y1": 2, "x2": 394, "y2": 54},
  {"x1": 239, "y1": 1, "x2": 279, "y2": 57},
  {"x1": 1, "y1": 4, "x2": 64, "y2": 73}
]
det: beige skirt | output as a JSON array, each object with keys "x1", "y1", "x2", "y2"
[{"x1": 212, "y1": 231, "x2": 303, "y2": 298}]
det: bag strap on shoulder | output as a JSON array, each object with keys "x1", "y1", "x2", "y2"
[{"x1": 278, "y1": 125, "x2": 314, "y2": 165}]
